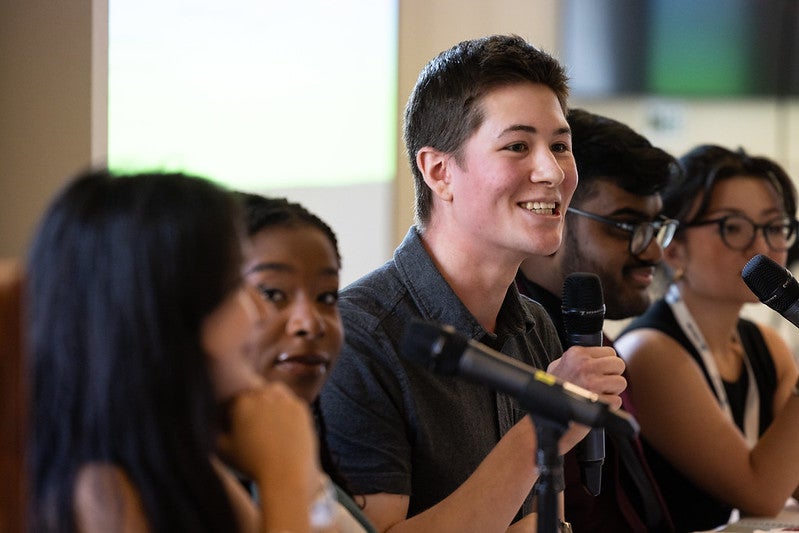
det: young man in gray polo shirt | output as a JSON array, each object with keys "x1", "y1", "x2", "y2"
[{"x1": 321, "y1": 35, "x2": 626, "y2": 533}]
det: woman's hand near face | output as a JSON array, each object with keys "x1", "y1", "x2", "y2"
[
  {"x1": 218, "y1": 382, "x2": 321, "y2": 533},
  {"x1": 218, "y1": 381, "x2": 318, "y2": 481}
]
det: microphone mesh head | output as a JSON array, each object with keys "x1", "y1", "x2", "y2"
[
  {"x1": 562, "y1": 272, "x2": 605, "y2": 334},
  {"x1": 742, "y1": 254, "x2": 798, "y2": 313}
]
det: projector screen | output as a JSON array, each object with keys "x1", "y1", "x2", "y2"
[{"x1": 108, "y1": 0, "x2": 398, "y2": 189}]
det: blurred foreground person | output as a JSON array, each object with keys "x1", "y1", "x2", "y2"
[{"x1": 27, "y1": 170, "x2": 323, "y2": 533}]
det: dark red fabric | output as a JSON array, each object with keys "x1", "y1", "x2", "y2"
[{"x1": 562, "y1": 340, "x2": 674, "y2": 532}]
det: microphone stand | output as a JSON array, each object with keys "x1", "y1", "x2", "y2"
[{"x1": 532, "y1": 416, "x2": 566, "y2": 533}]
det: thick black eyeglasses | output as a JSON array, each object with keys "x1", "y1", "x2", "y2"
[
  {"x1": 682, "y1": 214, "x2": 798, "y2": 252},
  {"x1": 567, "y1": 207, "x2": 679, "y2": 255}
]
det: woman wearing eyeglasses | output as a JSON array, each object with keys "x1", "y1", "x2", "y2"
[{"x1": 615, "y1": 144, "x2": 799, "y2": 533}]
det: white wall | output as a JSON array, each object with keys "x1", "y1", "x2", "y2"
[{"x1": 255, "y1": 182, "x2": 393, "y2": 288}]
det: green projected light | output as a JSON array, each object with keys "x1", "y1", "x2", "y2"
[
  {"x1": 108, "y1": 0, "x2": 398, "y2": 188},
  {"x1": 647, "y1": 0, "x2": 750, "y2": 95}
]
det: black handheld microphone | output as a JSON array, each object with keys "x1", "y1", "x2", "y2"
[
  {"x1": 399, "y1": 320, "x2": 638, "y2": 438},
  {"x1": 742, "y1": 254, "x2": 799, "y2": 329},
  {"x1": 562, "y1": 272, "x2": 606, "y2": 496}
]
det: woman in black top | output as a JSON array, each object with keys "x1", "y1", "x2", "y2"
[{"x1": 616, "y1": 145, "x2": 799, "y2": 532}]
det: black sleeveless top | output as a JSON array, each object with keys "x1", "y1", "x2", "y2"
[{"x1": 619, "y1": 299, "x2": 777, "y2": 533}]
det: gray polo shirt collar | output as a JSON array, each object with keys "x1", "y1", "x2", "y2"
[{"x1": 393, "y1": 226, "x2": 540, "y2": 352}]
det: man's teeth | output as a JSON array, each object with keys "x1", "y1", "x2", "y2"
[{"x1": 521, "y1": 201, "x2": 556, "y2": 214}]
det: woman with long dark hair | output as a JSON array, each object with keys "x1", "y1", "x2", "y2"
[{"x1": 27, "y1": 170, "x2": 321, "y2": 532}]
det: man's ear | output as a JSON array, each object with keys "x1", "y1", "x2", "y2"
[{"x1": 416, "y1": 146, "x2": 453, "y2": 202}]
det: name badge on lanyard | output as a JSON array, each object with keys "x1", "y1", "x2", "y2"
[{"x1": 666, "y1": 284, "x2": 759, "y2": 447}]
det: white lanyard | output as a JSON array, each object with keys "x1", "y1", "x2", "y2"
[{"x1": 666, "y1": 284, "x2": 760, "y2": 447}]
